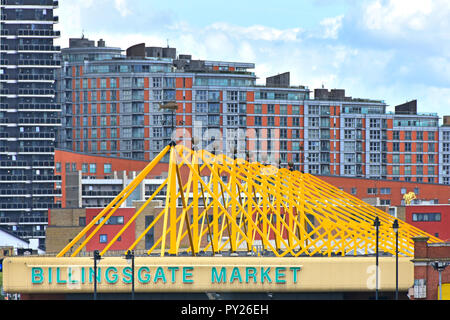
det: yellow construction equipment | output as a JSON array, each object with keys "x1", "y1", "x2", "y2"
[{"x1": 57, "y1": 144, "x2": 442, "y2": 258}]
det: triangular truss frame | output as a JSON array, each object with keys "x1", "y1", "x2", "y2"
[{"x1": 57, "y1": 144, "x2": 442, "y2": 258}]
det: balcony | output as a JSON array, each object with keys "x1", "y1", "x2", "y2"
[
  {"x1": 19, "y1": 132, "x2": 55, "y2": 140},
  {"x1": 19, "y1": 146, "x2": 54, "y2": 153},
  {"x1": 0, "y1": 189, "x2": 30, "y2": 196},
  {"x1": 0, "y1": 161, "x2": 29, "y2": 167},
  {"x1": 17, "y1": 29, "x2": 60, "y2": 38},
  {"x1": 18, "y1": 118, "x2": 61, "y2": 125},
  {"x1": 33, "y1": 189, "x2": 61, "y2": 196},
  {"x1": 18, "y1": 89, "x2": 55, "y2": 96},
  {"x1": 17, "y1": 59, "x2": 61, "y2": 67},
  {"x1": 18, "y1": 44, "x2": 60, "y2": 52},
  {"x1": 18, "y1": 103, "x2": 61, "y2": 110},
  {"x1": 82, "y1": 190, "x2": 121, "y2": 197},
  {"x1": 19, "y1": 217, "x2": 48, "y2": 224}
]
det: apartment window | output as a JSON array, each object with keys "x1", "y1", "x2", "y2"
[
  {"x1": 351, "y1": 188, "x2": 357, "y2": 195},
  {"x1": 405, "y1": 154, "x2": 412, "y2": 163},
  {"x1": 367, "y1": 188, "x2": 378, "y2": 195},
  {"x1": 427, "y1": 131, "x2": 435, "y2": 141},
  {"x1": 416, "y1": 143, "x2": 423, "y2": 152},
  {"x1": 444, "y1": 131, "x2": 450, "y2": 141},
  {"x1": 443, "y1": 143, "x2": 450, "y2": 152},
  {"x1": 369, "y1": 142, "x2": 381, "y2": 152},
  {"x1": 254, "y1": 116, "x2": 262, "y2": 126},
  {"x1": 254, "y1": 104, "x2": 262, "y2": 114},
  {"x1": 416, "y1": 131, "x2": 423, "y2": 140},
  {"x1": 309, "y1": 106, "x2": 320, "y2": 115},
  {"x1": 393, "y1": 142, "x2": 400, "y2": 152},
  {"x1": 267, "y1": 117, "x2": 275, "y2": 126},
  {"x1": 89, "y1": 163, "x2": 97, "y2": 174},
  {"x1": 369, "y1": 166, "x2": 380, "y2": 175},
  {"x1": 308, "y1": 117, "x2": 319, "y2": 127},
  {"x1": 309, "y1": 153, "x2": 319, "y2": 163},
  {"x1": 444, "y1": 154, "x2": 450, "y2": 164},
  {"x1": 227, "y1": 91, "x2": 238, "y2": 101},
  {"x1": 401, "y1": 188, "x2": 407, "y2": 194},
  {"x1": 380, "y1": 188, "x2": 391, "y2": 195},
  {"x1": 428, "y1": 143, "x2": 435, "y2": 152},
  {"x1": 344, "y1": 165, "x2": 355, "y2": 175},
  {"x1": 56, "y1": 162, "x2": 61, "y2": 173},
  {"x1": 79, "y1": 217, "x2": 86, "y2": 227},
  {"x1": 428, "y1": 154, "x2": 435, "y2": 164},
  {"x1": 404, "y1": 166, "x2": 411, "y2": 175},
  {"x1": 416, "y1": 154, "x2": 423, "y2": 164},
  {"x1": 404, "y1": 142, "x2": 411, "y2": 152},
  {"x1": 393, "y1": 154, "x2": 400, "y2": 163},
  {"x1": 344, "y1": 118, "x2": 354, "y2": 128},
  {"x1": 416, "y1": 166, "x2": 423, "y2": 175},
  {"x1": 344, "y1": 130, "x2": 355, "y2": 140},
  {"x1": 370, "y1": 130, "x2": 381, "y2": 140},
  {"x1": 393, "y1": 131, "x2": 400, "y2": 140},
  {"x1": 267, "y1": 104, "x2": 275, "y2": 114},
  {"x1": 104, "y1": 163, "x2": 112, "y2": 174},
  {"x1": 380, "y1": 199, "x2": 391, "y2": 206},
  {"x1": 412, "y1": 213, "x2": 441, "y2": 222},
  {"x1": 308, "y1": 141, "x2": 320, "y2": 151},
  {"x1": 82, "y1": 163, "x2": 88, "y2": 173},
  {"x1": 370, "y1": 153, "x2": 381, "y2": 163},
  {"x1": 392, "y1": 166, "x2": 400, "y2": 175},
  {"x1": 99, "y1": 235, "x2": 107, "y2": 243},
  {"x1": 404, "y1": 131, "x2": 412, "y2": 140},
  {"x1": 227, "y1": 104, "x2": 239, "y2": 113}
]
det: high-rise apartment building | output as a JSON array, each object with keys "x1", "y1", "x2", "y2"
[
  {"x1": 57, "y1": 38, "x2": 447, "y2": 185},
  {"x1": 0, "y1": 0, "x2": 61, "y2": 249}
]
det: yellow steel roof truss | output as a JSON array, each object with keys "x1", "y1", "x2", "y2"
[{"x1": 57, "y1": 145, "x2": 442, "y2": 258}]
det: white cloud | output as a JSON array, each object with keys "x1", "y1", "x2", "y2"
[
  {"x1": 319, "y1": 15, "x2": 344, "y2": 39},
  {"x1": 114, "y1": 0, "x2": 132, "y2": 17},
  {"x1": 207, "y1": 23, "x2": 303, "y2": 42},
  {"x1": 363, "y1": 0, "x2": 435, "y2": 34}
]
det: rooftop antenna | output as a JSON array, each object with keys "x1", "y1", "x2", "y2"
[
  {"x1": 81, "y1": 29, "x2": 85, "y2": 39},
  {"x1": 167, "y1": 39, "x2": 169, "y2": 48}
]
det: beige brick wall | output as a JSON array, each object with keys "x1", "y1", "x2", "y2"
[
  {"x1": 49, "y1": 208, "x2": 86, "y2": 227},
  {"x1": 45, "y1": 226, "x2": 85, "y2": 255}
]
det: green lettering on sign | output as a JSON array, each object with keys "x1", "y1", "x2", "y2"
[
  {"x1": 31, "y1": 267, "x2": 44, "y2": 284},
  {"x1": 182, "y1": 267, "x2": 194, "y2": 283},
  {"x1": 105, "y1": 267, "x2": 118, "y2": 284},
  {"x1": 211, "y1": 267, "x2": 227, "y2": 283}
]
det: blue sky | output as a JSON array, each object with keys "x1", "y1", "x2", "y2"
[{"x1": 57, "y1": 0, "x2": 450, "y2": 120}]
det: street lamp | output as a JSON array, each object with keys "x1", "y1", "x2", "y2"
[
  {"x1": 93, "y1": 250, "x2": 102, "y2": 300},
  {"x1": 392, "y1": 219, "x2": 399, "y2": 300},
  {"x1": 373, "y1": 216, "x2": 380, "y2": 300},
  {"x1": 159, "y1": 102, "x2": 178, "y2": 144},
  {"x1": 125, "y1": 250, "x2": 135, "y2": 300},
  {"x1": 432, "y1": 261, "x2": 448, "y2": 300}
]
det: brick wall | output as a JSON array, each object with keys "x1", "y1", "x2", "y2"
[{"x1": 412, "y1": 237, "x2": 450, "y2": 300}]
